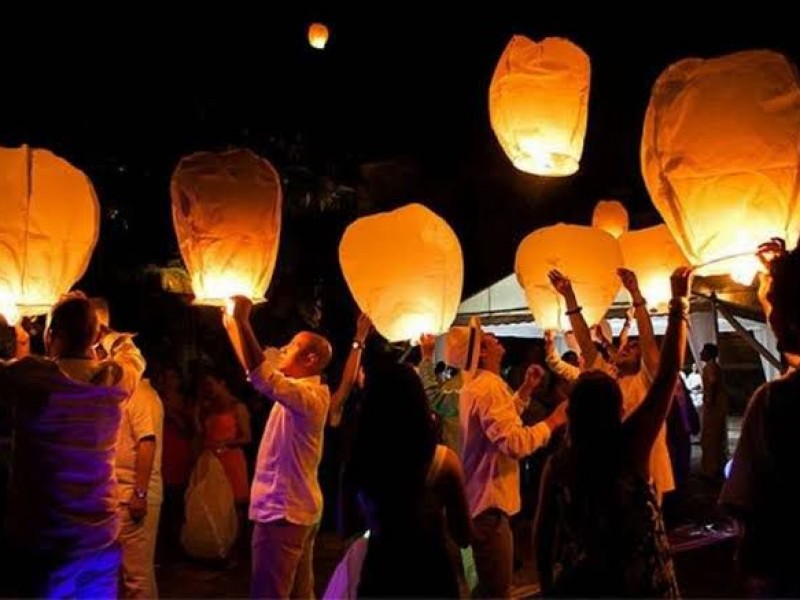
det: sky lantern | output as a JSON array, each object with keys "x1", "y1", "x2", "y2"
[
  {"x1": 642, "y1": 49, "x2": 800, "y2": 285},
  {"x1": 489, "y1": 35, "x2": 590, "y2": 177},
  {"x1": 339, "y1": 203, "x2": 463, "y2": 342},
  {"x1": 515, "y1": 224, "x2": 622, "y2": 331},
  {"x1": 0, "y1": 145, "x2": 99, "y2": 323},
  {"x1": 171, "y1": 148, "x2": 282, "y2": 305},
  {"x1": 620, "y1": 225, "x2": 689, "y2": 310},
  {"x1": 592, "y1": 199, "x2": 629, "y2": 239},
  {"x1": 308, "y1": 23, "x2": 329, "y2": 50}
]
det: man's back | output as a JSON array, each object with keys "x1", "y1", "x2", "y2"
[{"x1": 4, "y1": 356, "x2": 128, "y2": 554}]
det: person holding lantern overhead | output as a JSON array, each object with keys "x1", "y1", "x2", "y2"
[
  {"x1": 720, "y1": 237, "x2": 800, "y2": 597},
  {"x1": 0, "y1": 292, "x2": 146, "y2": 598},
  {"x1": 457, "y1": 318, "x2": 568, "y2": 598},
  {"x1": 534, "y1": 267, "x2": 690, "y2": 598},
  {"x1": 222, "y1": 296, "x2": 332, "y2": 600},
  {"x1": 548, "y1": 267, "x2": 675, "y2": 503}
]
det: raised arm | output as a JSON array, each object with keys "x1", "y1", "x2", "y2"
[
  {"x1": 623, "y1": 267, "x2": 691, "y2": 478},
  {"x1": 418, "y1": 333, "x2": 460, "y2": 420},
  {"x1": 619, "y1": 268, "x2": 660, "y2": 375},
  {"x1": 544, "y1": 330, "x2": 581, "y2": 382},
  {"x1": 619, "y1": 307, "x2": 634, "y2": 350},
  {"x1": 514, "y1": 364, "x2": 545, "y2": 414},
  {"x1": 329, "y1": 313, "x2": 372, "y2": 427},
  {"x1": 549, "y1": 270, "x2": 598, "y2": 367}
]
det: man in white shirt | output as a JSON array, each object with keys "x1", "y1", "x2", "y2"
[
  {"x1": 0, "y1": 293, "x2": 145, "y2": 598},
  {"x1": 115, "y1": 377, "x2": 164, "y2": 598},
  {"x1": 224, "y1": 296, "x2": 332, "y2": 599},
  {"x1": 460, "y1": 329, "x2": 566, "y2": 598}
]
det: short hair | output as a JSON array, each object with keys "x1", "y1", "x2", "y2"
[
  {"x1": 768, "y1": 240, "x2": 800, "y2": 354},
  {"x1": 702, "y1": 343, "x2": 719, "y2": 360},
  {"x1": 561, "y1": 350, "x2": 580, "y2": 367},
  {"x1": 302, "y1": 332, "x2": 333, "y2": 372},
  {"x1": 49, "y1": 293, "x2": 98, "y2": 355}
]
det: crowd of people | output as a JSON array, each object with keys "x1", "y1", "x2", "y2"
[{"x1": 0, "y1": 237, "x2": 798, "y2": 598}]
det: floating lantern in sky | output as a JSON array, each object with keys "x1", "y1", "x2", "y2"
[
  {"x1": 0, "y1": 145, "x2": 99, "y2": 323},
  {"x1": 620, "y1": 225, "x2": 689, "y2": 310},
  {"x1": 489, "y1": 35, "x2": 590, "y2": 176},
  {"x1": 308, "y1": 23, "x2": 329, "y2": 50},
  {"x1": 642, "y1": 49, "x2": 800, "y2": 285},
  {"x1": 515, "y1": 224, "x2": 622, "y2": 331},
  {"x1": 592, "y1": 200, "x2": 629, "y2": 239},
  {"x1": 339, "y1": 203, "x2": 463, "y2": 342},
  {"x1": 171, "y1": 148, "x2": 282, "y2": 305}
]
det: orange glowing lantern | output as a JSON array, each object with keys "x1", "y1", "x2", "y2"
[
  {"x1": 642, "y1": 50, "x2": 800, "y2": 284},
  {"x1": 308, "y1": 23, "x2": 329, "y2": 50},
  {"x1": 592, "y1": 200, "x2": 629, "y2": 239},
  {"x1": 0, "y1": 145, "x2": 99, "y2": 323},
  {"x1": 171, "y1": 148, "x2": 282, "y2": 306},
  {"x1": 339, "y1": 203, "x2": 463, "y2": 342},
  {"x1": 515, "y1": 224, "x2": 622, "y2": 331},
  {"x1": 620, "y1": 225, "x2": 689, "y2": 310},
  {"x1": 489, "y1": 35, "x2": 590, "y2": 176}
]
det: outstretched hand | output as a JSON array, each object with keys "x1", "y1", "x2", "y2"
[{"x1": 548, "y1": 270, "x2": 573, "y2": 297}]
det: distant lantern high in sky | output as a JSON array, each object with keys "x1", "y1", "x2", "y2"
[
  {"x1": 339, "y1": 203, "x2": 463, "y2": 342},
  {"x1": 0, "y1": 145, "x2": 99, "y2": 323},
  {"x1": 642, "y1": 49, "x2": 800, "y2": 285},
  {"x1": 308, "y1": 23, "x2": 329, "y2": 49},
  {"x1": 489, "y1": 36, "x2": 590, "y2": 177},
  {"x1": 171, "y1": 148, "x2": 282, "y2": 305}
]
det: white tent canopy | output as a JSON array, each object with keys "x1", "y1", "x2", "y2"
[{"x1": 456, "y1": 273, "x2": 781, "y2": 382}]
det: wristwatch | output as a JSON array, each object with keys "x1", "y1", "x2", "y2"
[{"x1": 134, "y1": 487, "x2": 148, "y2": 500}]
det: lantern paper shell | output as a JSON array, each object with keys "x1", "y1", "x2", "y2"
[
  {"x1": 515, "y1": 224, "x2": 622, "y2": 331},
  {"x1": 0, "y1": 145, "x2": 99, "y2": 321},
  {"x1": 308, "y1": 23, "x2": 329, "y2": 49},
  {"x1": 620, "y1": 225, "x2": 689, "y2": 310},
  {"x1": 339, "y1": 203, "x2": 463, "y2": 342},
  {"x1": 642, "y1": 50, "x2": 800, "y2": 284},
  {"x1": 171, "y1": 149, "x2": 282, "y2": 305},
  {"x1": 489, "y1": 36, "x2": 590, "y2": 176},
  {"x1": 592, "y1": 200, "x2": 629, "y2": 239}
]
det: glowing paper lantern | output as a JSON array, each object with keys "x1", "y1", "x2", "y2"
[
  {"x1": 308, "y1": 23, "x2": 329, "y2": 50},
  {"x1": 171, "y1": 149, "x2": 282, "y2": 305},
  {"x1": 489, "y1": 35, "x2": 590, "y2": 176},
  {"x1": 620, "y1": 225, "x2": 689, "y2": 310},
  {"x1": 0, "y1": 145, "x2": 99, "y2": 322},
  {"x1": 642, "y1": 50, "x2": 800, "y2": 284},
  {"x1": 339, "y1": 203, "x2": 463, "y2": 342},
  {"x1": 515, "y1": 224, "x2": 622, "y2": 331},
  {"x1": 592, "y1": 200, "x2": 629, "y2": 239}
]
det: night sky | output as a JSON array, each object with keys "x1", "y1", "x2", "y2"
[{"x1": 2, "y1": 7, "x2": 799, "y2": 299}]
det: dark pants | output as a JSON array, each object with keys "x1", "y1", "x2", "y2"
[
  {"x1": 251, "y1": 520, "x2": 318, "y2": 599},
  {"x1": 472, "y1": 509, "x2": 513, "y2": 599}
]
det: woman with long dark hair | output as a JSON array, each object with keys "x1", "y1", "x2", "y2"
[
  {"x1": 349, "y1": 362, "x2": 471, "y2": 597},
  {"x1": 534, "y1": 267, "x2": 691, "y2": 597}
]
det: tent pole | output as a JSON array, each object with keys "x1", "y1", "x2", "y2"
[{"x1": 712, "y1": 296, "x2": 782, "y2": 370}]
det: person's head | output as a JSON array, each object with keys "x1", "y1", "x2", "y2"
[
  {"x1": 692, "y1": 362, "x2": 699, "y2": 374},
  {"x1": 277, "y1": 331, "x2": 332, "y2": 378},
  {"x1": 764, "y1": 242, "x2": 800, "y2": 355},
  {"x1": 434, "y1": 361, "x2": 446, "y2": 378},
  {"x1": 45, "y1": 293, "x2": 98, "y2": 359},
  {"x1": 478, "y1": 333, "x2": 505, "y2": 372},
  {"x1": 700, "y1": 343, "x2": 718, "y2": 363},
  {"x1": 197, "y1": 368, "x2": 231, "y2": 407},
  {"x1": 157, "y1": 364, "x2": 184, "y2": 397},
  {"x1": 351, "y1": 363, "x2": 437, "y2": 500},
  {"x1": 568, "y1": 370, "x2": 624, "y2": 453},
  {"x1": 614, "y1": 339, "x2": 641, "y2": 375},
  {"x1": 561, "y1": 350, "x2": 580, "y2": 368}
]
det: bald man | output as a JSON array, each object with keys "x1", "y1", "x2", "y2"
[{"x1": 224, "y1": 297, "x2": 332, "y2": 600}]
